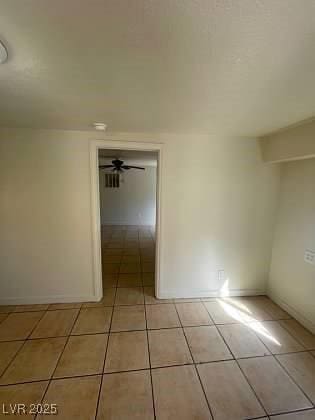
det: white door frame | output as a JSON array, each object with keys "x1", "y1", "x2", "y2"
[{"x1": 90, "y1": 139, "x2": 163, "y2": 301}]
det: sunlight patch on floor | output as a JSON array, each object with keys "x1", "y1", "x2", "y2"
[{"x1": 218, "y1": 299, "x2": 281, "y2": 347}]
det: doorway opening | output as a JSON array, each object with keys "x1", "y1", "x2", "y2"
[{"x1": 90, "y1": 140, "x2": 162, "y2": 303}]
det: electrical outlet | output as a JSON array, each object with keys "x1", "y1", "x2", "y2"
[{"x1": 304, "y1": 249, "x2": 315, "y2": 265}]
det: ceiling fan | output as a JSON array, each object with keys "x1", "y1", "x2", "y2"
[{"x1": 99, "y1": 158, "x2": 145, "y2": 173}]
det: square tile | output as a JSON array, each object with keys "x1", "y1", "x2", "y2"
[
  {"x1": 120, "y1": 263, "x2": 141, "y2": 274},
  {"x1": 31, "y1": 309, "x2": 79, "y2": 338},
  {"x1": 123, "y1": 248, "x2": 140, "y2": 256},
  {"x1": 72, "y1": 307, "x2": 112, "y2": 335},
  {"x1": 54, "y1": 334, "x2": 108, "y2": 378},
  {"x1": 111, "y1": 306, "x2": 146, "y2": 332},
  {"x1": 103, "y1": 263, "x2": 120, "y2": 274},
  {"x1": 218, "y1": 323, "x2": 270, "y2": 358},
  {"x1": 140, "y1": 239, "x2": 153, "y2": 248},
  {"x1": 102, "y1": 273, "x2": 118, "y2": 288},
  {"x1": 144, "y1": 287, "x2": 172, "y2": 304},
  {"x1": 184, "y1": 326, "x2": 232, "y2": 363},
  {"x1": 102, "y1": 288, "x2": 116, "y2": 305},
  {"x1": 97, "y1": 370, "x2": 154, "y2": 419},
  {"x1": 152, "y1": 365, "x2": 210, "y2": 420},
  {"x1": 121, "y1": 255, "x2": 141, "y2": 263},
  {"x1": 141, "y1": 255, "x2": 155, "y2": 263},
  {"x1": 175, "y1": 303, "x2": 212, "y2": 326},
  {"x1": 198, "y1": 360, "x2": 265, "y2": 420},
  {"x1": 39, "y1": 376, "x2": 101, "y2": 420},
  {"x1": 142, "y1": 273, "x2": 155, "y2": 286},
  {"x1": 103, "y1": 248, "x2": 123, "y2": 256},
  {"x1": 141, "y1": 249, "x2": 155, "y2": 257},
  {"x1": 239, "y1": 356, "x2": 312, "y2": 415},
  {"x1": 118, "y1": 273, "x2": 142, "y2": 287},
  {"x1": 142, "y1": 262, "x2": 155, "y2": 273},
  {"x1": 203, "y1": 301, "x2": 241, "y2": 324},
  {"x1": 0, "y1": 306, "x2": 16, "y2": 314},
  {"x1": 280, "y1": 319, "x2": 315, "y2": 350},
  {"x1": 251, "y1": 296, "x2": 291, "y2": 320},
  {"x1": 0, "y1": 337, "x2": 66, "y2": 384},
  {"x1": 0, "y1": 314, "x2": 7, "y2": 323},
  {"x1": 0, "y1": 341, "x2": 24, "y2": 376},
  {"x1": 124, "y1": 241, "x2": 139, "y2": 249},
  {"x1": 149, "y1": 328, "x2": 192, "y2": 368},
  {"x1": 115, "y1": 287, "x2": 144, "y2": 305},
  {"x1": 104, "y1": 331, "x2": 149, "y2": 373},
  {"x1": 14, "y1": 304, "x2": 49, "y2": 312},
  {"x1": 146, "y1": 304, "x2": 180, "y2": 329},
  {"x1": 107, "y1": 242, "x2": 124, "y2": 249},
  {"x1": 102, "y1": 255, "x2": 121, "y2": 263},
  {"x1": 252, "y1": 321, "x2": 304, "y2": 354},
  {"x1": 109, "y1": 236, "x2": 125, "y2": 242},
  {"x1": 83, "y1": 289, "x2": 116, "y2": 307},
  {"x1": 48, "y1": 303, "x2": 81, "y2": 310},
  {"x1": 0, "y1": 382, "x2": 48, "y2": 419},
  {"x1": 276, "y1": 352, "x2": 315, "y2": 404},
  {"x1": 0, "y1": 312, "x2": 44, "y2": 341},
  {"x1": 227, "y1": 297, "x2": 273, "y2": 321}
]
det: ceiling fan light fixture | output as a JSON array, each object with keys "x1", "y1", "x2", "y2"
[
  {"x1": 93, "y1": 122, "x2": 107, "y2": 131},
  {"x1": 0, "y1": 40, "x2": 8, "y2": 64}
]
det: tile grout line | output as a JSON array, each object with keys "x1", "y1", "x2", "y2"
[
  {"x1": 173, "y1": 302, "x2": 215, "y2": 420},
  {"x1": 213, "y1": 320, "x2": 269, "y2": 418},
  {"x1": 0, "y1": 324, "x2": 311, "y2": 413},
  {"x1": 0, "y1": 309, "x2": 47, "y2": 384},
  {"x1": 94, "y1": 284, "x2": 118, "y2": 420},
  {"x1": 235, "y1": 323, "x2": 315, "y2": 408},
  {"x1": 277, "y1": 318, "x2": 315, "y2": 351},
  {"x1": 61, "y1": 226, "x2": 315, "y2": 418},
  {"x1": 268, "y1": 406, "x2": 315, "y2": 417},
  {"x1": 143, "y1": 284, "x2": 157, "y2": 420},
  {"x1": 0, "y1": 313, "x2": 9, "y2": 324},
  {"x1": 34, "y1": 307, "x2": 82, "y2": 419},
  {"x1": 207, "y1": 301, "x2": 315, "y2": 410},
  {"x1": 273, "y1": 354, "x2": 314, "y2": 409},
  {"x1": 32, "y1": 308, "x2": 81, "y2": 419}
]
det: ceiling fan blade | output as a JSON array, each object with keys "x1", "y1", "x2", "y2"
[
  {"x1": 99, "y1": 165, "x2": 115, "y2": 169},
  {"x1": 122, "y1": 165, "x2": 145, "y2": 170}
]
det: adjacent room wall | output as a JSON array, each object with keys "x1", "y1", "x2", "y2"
[
  {"x1": 260, "y1": 118, "x2": 315, "y2": 163},
  {"x1": 0, "y1": 128, "x2": 280, "y2": 304},
  {"x1": 99, "y1": 162, "x2": 156, "y2": 226},
  {"x1": 268, "y1": 158, "x2": 315, "y2": 332}
]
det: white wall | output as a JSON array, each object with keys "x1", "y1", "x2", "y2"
[
  {"x1": 268, "y1": 159, "x2": 315, "y2": 332},
  {"x1": 99, "y1": 163, "x2": 156, "y2": 226},
  {"x1": 0, "y1": 129, "x2": 94, "y2": 303},
  {"x1": 0, "y1": 128, "x2": 280, "y2": 304}
]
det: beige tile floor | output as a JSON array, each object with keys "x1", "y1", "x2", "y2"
[{"x1": 0, "y1": 225, "x2": 314, "y2": 419}]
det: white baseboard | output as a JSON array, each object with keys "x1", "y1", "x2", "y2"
[
  {"x1": 101, "y1": 223, "x2": 154, "y2": 227},
  {"x1": 157, "y1": 288, "x2": 266, "y2": 299},
  {"x1": 267, "y1": 290, "x2": 315, "y2": 334},
  {"x1": 0, "y1": 294, "x2": 102, "y2": 306}
]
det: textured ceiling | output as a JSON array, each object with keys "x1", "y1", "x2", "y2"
[{"x1": 1, "y1": 0, "x2": 315, "y2": 136}]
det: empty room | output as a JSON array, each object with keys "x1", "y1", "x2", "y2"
[{"x1": 0, "y1": 1, "x2": 314, "y2": 419}]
